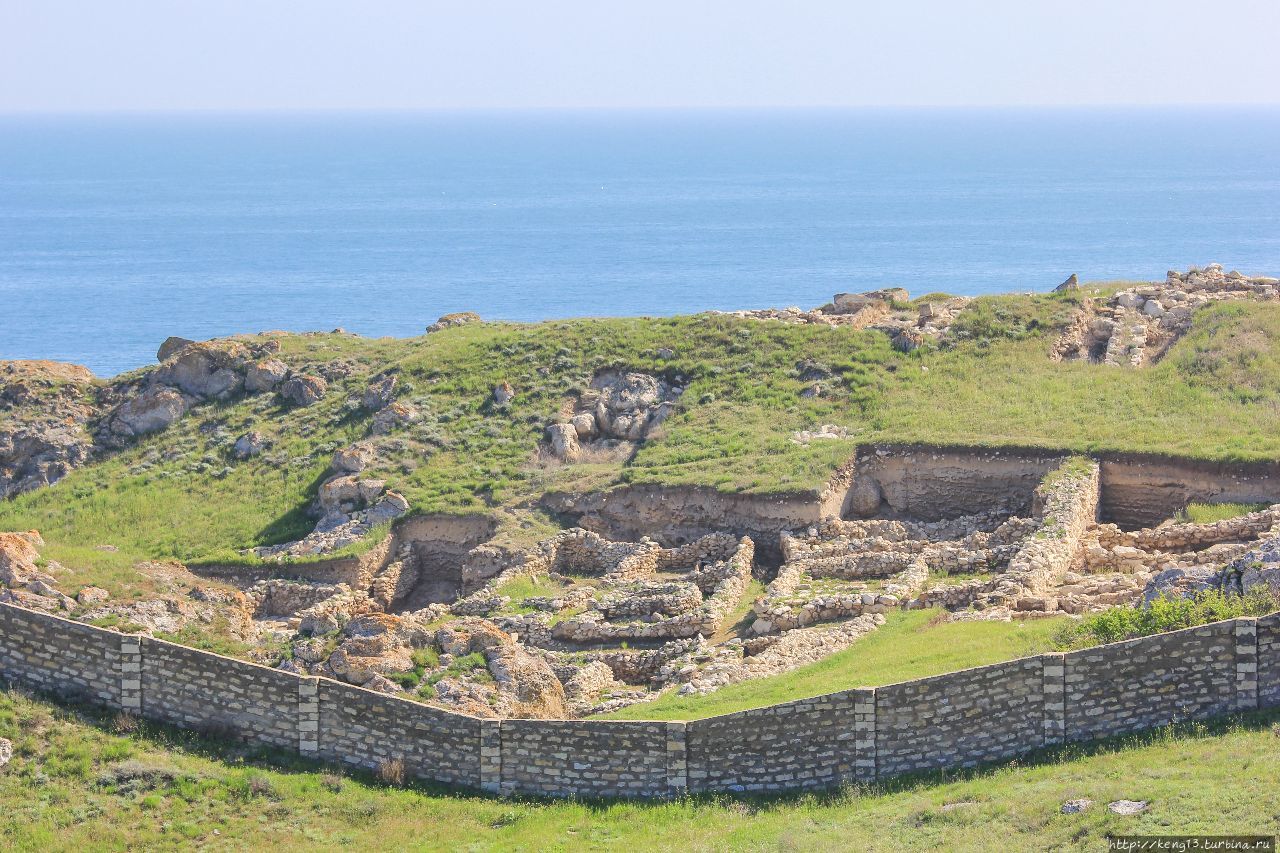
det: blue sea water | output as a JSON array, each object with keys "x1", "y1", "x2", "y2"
[{"x1": 2, "y1": 108, "x2": 1278, "y2": 377}]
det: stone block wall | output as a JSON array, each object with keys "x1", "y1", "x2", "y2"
[
  {"x1": 1, "y1": 602, "x2": 1279, "y2": 800},
  {"x1": 317, "y1": 680, "x2": 481, "y2": 786},
  {"x1": 140, "y1": 638, "x2": 300, "y2": 751},
  {"x1": 685, "y1": 689, "x2": 871, "y2": 793},
  {"x1": 875, "y1": 658, "x2": 1044, "y2": 776},
  {"x1": 1258, "y1": 612, "x2": 1280, "y2": 708},
  {"x1": 499, "y1": 720, "x2": 671, "y2": 798},
  {"x1": 1063, "y1": 621, "x2": 1237, "y2": 741},
  {"x1": 0, "y1": 604, "x2": 122, "y2": 707}
]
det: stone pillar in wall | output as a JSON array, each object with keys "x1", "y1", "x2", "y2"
[
  {"x1": 1042, "y1": 653, "x2": 1066, "y2": 746},
  {"x1": 298, "y1": 677, "x2": 319, "y2": 758},
  {"x1": 1236, "y1": 619, "x2": 1259, "y2": 712},
  {"x1": 854, "y1": 688, "x2": 877, "y2": 782},
  {"x1": 119, "y1": 634, "x2": 142, "y2": 714},
  {"x1": 480, "y1": 719, "x2": 502, "y2": 794},
  {"x1": 666, "y1": 721, "x2": 688, "y2": 797}
]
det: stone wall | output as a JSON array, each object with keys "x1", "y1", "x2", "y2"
[
  {"x1": 1062, "y1": 620, "x2": 1238, "y2": 741},
  {"x1": 875, "y1": 657, "x2": 1045, "y2": 776},
  {"x1": 2, "y1": 602, "x2": 1280, "y2": 799},
  {"x1": 499, "y1": 720, "x2": 671, "y2": 798},
  {"x1": 685, "y1": 689, "x2": 872, "y2": 792}
]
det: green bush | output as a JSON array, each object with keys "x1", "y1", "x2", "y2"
[{"x1": 1053, "y1": 589, "x2": 1279, "y2": 649}]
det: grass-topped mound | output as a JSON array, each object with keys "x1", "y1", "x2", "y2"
[{"x1": 3, "y1": 285, "x2": 1280, "y2": 587}]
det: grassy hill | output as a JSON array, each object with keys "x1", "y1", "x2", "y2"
[
  {"x1": 3, "y1": 683, "x2": 1278, "y2": 851},
  {"x1": 4, "y1": 286, "x2": 1280, "y2": 596}
]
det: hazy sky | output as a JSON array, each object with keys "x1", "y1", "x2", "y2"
[{"x1": 3, "y1": 0, "x2": 1278, "y2": 112}]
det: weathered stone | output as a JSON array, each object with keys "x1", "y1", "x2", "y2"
[
  {"x1": 547, "y1": 423, "x2": 580, "y2": 461},
  {"x1": 109, "y1": 388, "x2": 187, "y2": 437},
  {"x1": 156, "y1": 336, "x2": 194, "y2": 362},
  {"x1": 232, "y1": 431, "x2": 268, "y2": 460},
  {"x1": 244, "y1": 359, "x2": 288, "y2": 393},
  {"x1": 1054, "y1": 273, "x2": 1079, "y2": 292},
  {"x1": 280, "y1": 375, "x2": 327, "y2": 407},
  {"x1": 361, "y1": 375, "x2": 398, "y2": 411}
]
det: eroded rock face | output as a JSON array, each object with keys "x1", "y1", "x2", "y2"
[
  {"x1": 108, "y1": 387, "x2": 187, "y2": 438},
  {"x1": 0, "y1": 530, "x2": 43, "y2": 586},
  {"x1": 1, "y1": 361, "x2": 98, "y2": 499}
]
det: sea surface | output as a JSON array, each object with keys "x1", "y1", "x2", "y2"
[{"x1": 2, "y1": 108, "x2": 1278, "y2": 377}]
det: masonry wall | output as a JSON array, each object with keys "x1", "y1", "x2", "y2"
[
  {"x1": 0, "y1": 602, "x2": 1276, "y2": 800},
  {"x1": 686, "y1": 689, "x2": 871, "y2": 793},
  {"x1": 140, "y1": 638, "x2": 301, "y2": 751},
  {"x1": 1259, "y1": 613, "x2": 1280, "y2": 708},
  {"x1": 875, "y1": 658, "x2": 1044, "y2": 776},
  {"x1": 0, "y1": 604, "x2": 122, "y2": 707},
  {"x1": 318, "y1": 680, "x2": 482, "y2": 787},
  {"x1": 1063, "y1": 621, "x2": 1238, "y2": 741},
  {"x1": 499, "y1": 720, "x2": 671, "y2": 798}
]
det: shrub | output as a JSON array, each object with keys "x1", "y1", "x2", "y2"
[{"x1": 1053, "y1": 589, "x2": 1279, "y2": 649}]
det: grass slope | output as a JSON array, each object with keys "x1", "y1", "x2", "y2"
[
  {"x1": 3, "y1": 686, "x2": 1278, "y2": 851},
  {"x1": 3, "y1": 291, "x2": 1280, "y2": 588},
  {"x1": 599, "y1": 609, "x2": 1066, "y2": 720}
]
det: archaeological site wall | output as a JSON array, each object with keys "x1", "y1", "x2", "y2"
[{"x1": 1, "y1": 601, "x2": 1276, "y2": 799}]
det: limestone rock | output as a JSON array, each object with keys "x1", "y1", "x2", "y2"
[
  {"x1": 427, "y1": 312, "x2": 480, "y2": 333},
  {"x1": 371, "y1": 401, "x2": 419, "y2": 434},
  {"x1": 244, "y1": 359, "x2": 289, "y2": 393},
  {"x1": 847, "y1": 476, "x2": 883, "y2": 517},
  {"x1": 570, "y1": 413, "x2": 597, "y2": 440},
  {"x1": 1107, "y1": 800, "x2": 1148, "y2": 816},
  {"x1": 232, "y1": 431, "x2": 268, "y2": 460},
  {"x1": 152, "y1": 341, "x2": 251, "y2": 400},
  {"x1": 547, "y1": 423, "x2": 580, "y2": 461},
  {"x1": 109, "y1": 387, "x2": 187, "y2": 438},
  {"x1": 1054, "y1": 273, "x2": 1080, "y2": 292},
  {"x1": 332, "y1": 442, "x2": 376, "y2": 473},
  {"x1": 156, "y1": 336, "x2": 194, "y2": 362},
  {"x1": 1060, "y1": 799, "x2": 1092, "y2": 814},
  {"x1": 76, "y1": 586, "x2": 110, "y2": 606},
  {"x1": 361, "y1": 375, "x2": 398, "y2": 411},
  {"x1": 280, "y1": 375, "x2": 327, "y2": 407},
  {"x1": 0, "y1": 530, "x2": 43, "y2": 586}
]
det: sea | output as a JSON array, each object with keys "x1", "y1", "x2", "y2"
[{"x1": 2, "y1": 107, "x2": 1278, "y2": 377}]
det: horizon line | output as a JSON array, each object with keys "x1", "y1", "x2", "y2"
[{"x1": 2, "y1": 102, "x2": 1280, "y2": 118}]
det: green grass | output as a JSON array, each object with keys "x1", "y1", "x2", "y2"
[
  {"x1": 7, "y1": 294, "x2": 1280, "y2": 588},
  {"x1": 598, "y1": 609, "x2": 1067, "y2": 721},
  {"x1": 5, "y1": 684, "x2": 1280, "y2": 851},
  {"x1": 1179, "y1": 501, "x2": 1270, "y2": 524}
]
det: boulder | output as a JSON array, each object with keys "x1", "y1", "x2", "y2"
[
  {"x1": 280, "y1": 375, "x2": 327, "y2": 407},
  {"x1": 371, "y1": 401, "x2": 419, "y2": 434},
  {"x1": 109, "y1": 387, "x2": 187, "y2": 437},
  {"x1": 332, "y1": 442, "x2": 376, "y2": 473},
  {"x1": 244, "y1": 359, "x2": 288, "y2": 393},
  {"x1": 152, "y1": 341, "x2": 250, "y2": 399},
  {"x1": 232, "y1": 431, "x2": 268, "y2": 460},
  {"x1": 570, "y1": 412, "x2": 597, "y2": 440},
  {"x1": 0, "y1": 530, "x2": 43, "y2": 586},
  {"x1": 1115, "y1": 292, "x2": 1143, "y2": 310},
  {"x1": 1142, "y1": 299, "x2": 1166, "y2": 317},
  {"x1": 891, "y1": 329, "x2": 925, "y2": 352},
  {"x1": 156, "y1": 336, "x2": 194, "y2": 362},
  {"x1": 1054, "y1": 274, "x2": 1079, "y2": 292},
  {"x1": 547, "y1": 423, "x2": 581, "y2": 461},
  {"x1": 361, "y1": 375, "x2": 398, "y2": 411},
  {"x1": 76, "y1": 586, "x2": 110, "y2": 606},
  {"x1": 427, "y1": 312, "x2": 481, "y2": 333}
]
